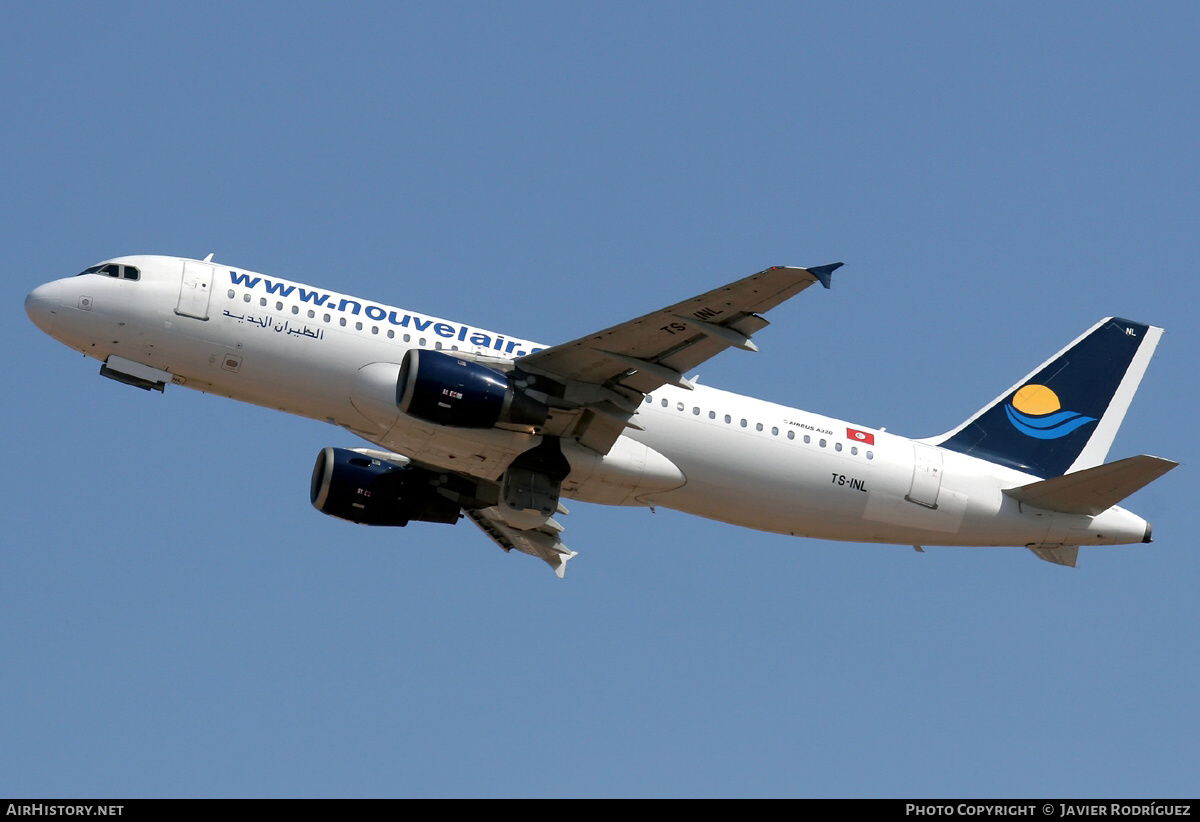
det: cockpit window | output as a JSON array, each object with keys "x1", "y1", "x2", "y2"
[{"x1": 76, "y1": 264, "x2": 140, "y2": 280}]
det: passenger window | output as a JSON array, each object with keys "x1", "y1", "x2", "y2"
[
  {"x1": 676, "y1": 402, "x2": 684, "y2": 412},
  {"x1": 323, "y1": 313, "x2": 331, "y2": 322},
  {"x1": 662, "y1": 399, "x2": 669, "y2": 408},
  {"x1": 355, "y1": 321, "x2": 363, "y2": 330},
  {"x1": 851, "y1": 446, "x2": 858, "y2": 455},
  {"x1": 787, "y1": 430, "x2": 795, "y2": 440},
  {"x1": 372, "y1": 327, "x2": 379, "y2": 335},
  {"x1": 276, "y1": 301, "x2": 283, "y2": 311},
  {"x1": 835, "y1": 442, "x2": 842, "y2": 452},
  {"x1": 771, "y1": 427, "x2": 778, "y2": 436},
  {"x1": 804, "y1": 435, "x2": 811, "y2": 444},
  {"x1": 339, "y1": 318, "x2": 347, "y2": 327},
  {"x1": 708, "y1": 411, "x2": 716, "y2": 419},
  {"x1": 740, "y1": 419, "x2": 747, "y2": 428},
  {"x1": 645, "y1": 396, "x2": 653, "y2": 404},
  {"x1": 692, "y1": 407, "x2": 700, "y2": 415},
  {"x1": 292, "y1": 306, "x2": 299, "y2": 315},
  {"x1": 867, "y1": 451, "x2": 874, "y2": 460},
  {"x1": 755, "y1": 423, "x2": 763, "y2": 432},
  {"x1": 435, "y1": 341, "x2": 443, "y2": 349},
  {"x1": 387, "y1": 330, "x2": 395, "y2": 339},
  {"x1": 724, "y1": 414, "x2": 731, "y2": 424},
  {"x1": 243, "y1": 294, "x2": 251, "y2": 302},
  {"x1": 227, "y1": 289, "x2": 235, "y2": 299},
  {"x1": 307, "y1": 310, "x2": 315, "y2": 318},
  {"x1": 260, "y1": 298, "x2": 267, "y2": 306},
  {"x1": 819, "y1": 439, "x2": 827, "y2": 448}
]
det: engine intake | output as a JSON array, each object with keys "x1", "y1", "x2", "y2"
[
  {"x1": 396, "y1": 349, "x2": 549, "y2": 429},
  {"x1": 310, "y1": 446, "x2": 462, "y2": 526}
]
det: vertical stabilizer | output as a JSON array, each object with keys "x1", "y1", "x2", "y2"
[{"x1": 935, "y1": 318, "x2": 1162, "y2": 478}]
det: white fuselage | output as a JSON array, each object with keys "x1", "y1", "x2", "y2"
[{"x1": 26, "y1": 255, "x2": 1151, "y2": 551}]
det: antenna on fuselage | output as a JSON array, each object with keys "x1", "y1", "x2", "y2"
[{"x1": 203, "y1": 253, "x2": 214, "y2": 262}]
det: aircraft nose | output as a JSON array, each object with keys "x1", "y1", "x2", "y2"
[{"x1": 25, "y1": 280, "x2": 62, "y2": 335}]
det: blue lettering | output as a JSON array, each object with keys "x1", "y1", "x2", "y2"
[
  {"x1": 263, "y1": 280, "x2": 296, "y2": 297},
  {"x1": 226, "y1": 271, "x2": 529, "y2": 355},
  {"x1": 298, "y1": 288, "x2": 329, "y2": 306}
]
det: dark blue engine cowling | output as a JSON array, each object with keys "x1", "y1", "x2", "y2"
[
  {"x1": 396, "y1": 349, "x2": 549, "y2": 429},
  {"x1": 310, "y1": 447, "x2": 462, "y2": 526}
]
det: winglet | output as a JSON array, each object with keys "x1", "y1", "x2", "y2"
[
  {"x1": 806, "y1": 262, "x2": 843, "y2": 289},
  {"x1": 553, "y1": 549, "x2": 579, "y2": 578}
]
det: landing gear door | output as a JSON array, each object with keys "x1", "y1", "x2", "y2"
[
  {"x1": 176, "y1": 260, "x2": 214, "y2": 320},
  {"x1": 906, "y1": 442, "x2": 943, "y2": 509}
]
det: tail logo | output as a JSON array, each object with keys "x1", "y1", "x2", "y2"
[{"x1": 1004, "y1": 384, "x2": 1097, "y2": 440}]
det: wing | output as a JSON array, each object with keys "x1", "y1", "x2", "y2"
[
  {"x1": 465, "y1": 506, "x2": 578, "y2": 577},
  {"x1": 516, "y1": 263, "x2": 842, "y2": 453}
]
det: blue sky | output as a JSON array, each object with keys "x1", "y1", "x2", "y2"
[{"x1": 2, "y1": 2, "x2": 1197, "y2": 798}]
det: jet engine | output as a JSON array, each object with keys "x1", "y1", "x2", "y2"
[
  {"x1": 396, "y1": 349, "x2": 549, "y2": 429},
  {"x1": 310, "y1": 446, "x2": 463, "y2": 526}
]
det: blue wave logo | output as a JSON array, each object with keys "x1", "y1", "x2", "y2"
[{"x1": 1005, "y1": 384, "x2": 1096, "y2": 440}]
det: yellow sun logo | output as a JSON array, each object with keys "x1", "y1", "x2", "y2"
[
  {"x1": 1011, "y1": 384, "x2": 1061, "y2": 416},
  {"x1": 1005, "y1": 384, "x2": 1096, "y2": 440}
]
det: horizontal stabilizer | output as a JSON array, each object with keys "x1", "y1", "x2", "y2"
[
  {"x1": 1004, "y1": 455, "x2": 1178, "y2": 515},
  {"x1": 1028, "y1": 544, "x2": 1079, "y2": 567}
]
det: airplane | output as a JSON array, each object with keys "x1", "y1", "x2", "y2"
[{"x1": 25, "y1": 255, "x2": 1177, "y2": 577}]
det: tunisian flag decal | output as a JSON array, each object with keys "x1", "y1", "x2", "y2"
[{"x1": 846, "y1": 428, "x2": 875, "y2": 445}]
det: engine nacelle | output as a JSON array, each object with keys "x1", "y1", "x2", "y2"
[
  {"x1": 396, "y1": 349, "x2": 549, "y2": 429},
  {"x1": 310, "y1": 446, "x2": 462, "y2": 526}
]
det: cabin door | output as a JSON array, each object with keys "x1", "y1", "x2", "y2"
[
  {"x1": 176, "y1": 260, "x2": 214, "y2": 320},
  {"x1": 906, "y1": 443, "x2": 943, "y2": 509}
]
